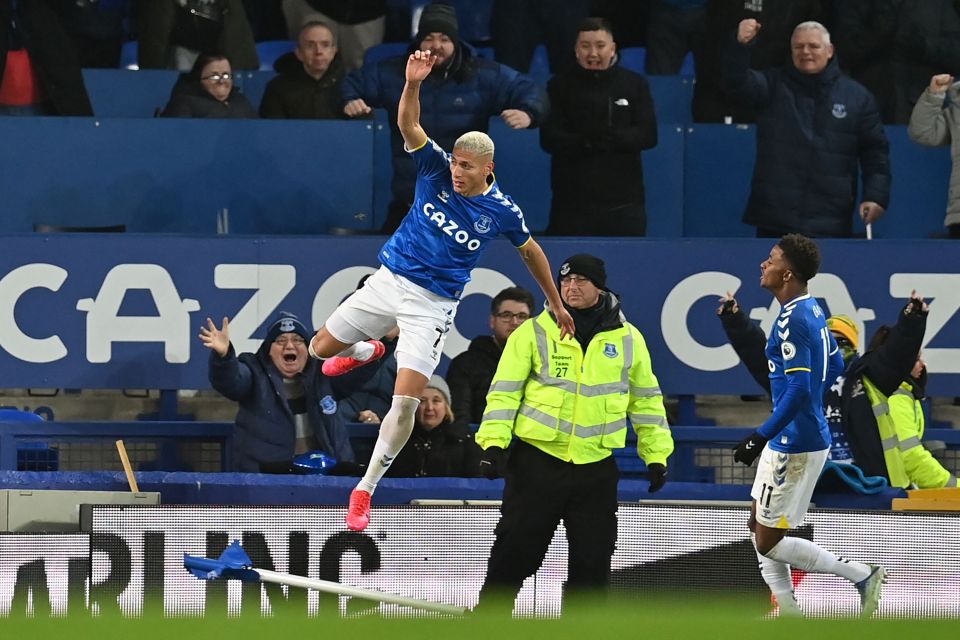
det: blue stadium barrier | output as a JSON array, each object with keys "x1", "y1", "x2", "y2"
[
  {"x1": 3, "y1": 422, "x2": 945, "y2": 509},
  {"x1": 0, "y1": 117, "x2": 376, "y2": 233}
]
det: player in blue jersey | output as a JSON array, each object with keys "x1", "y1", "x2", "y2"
[
  {"x1": 733, "y1": 234, "x2": 886, "y2": 617},
  {"x1": 308, "y1": 48, "x2": 575, "y2": 532}
]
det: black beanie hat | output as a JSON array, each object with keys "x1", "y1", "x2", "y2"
[
  {"x1": 558, "y1": 254, "x2": 607, "y2": 289},
  {"x1": 416, "y1": 3, "x2": 459, "y2": 44},
  {"x1": 264, "y1": 312, "x2": 311, "y2": 345}
]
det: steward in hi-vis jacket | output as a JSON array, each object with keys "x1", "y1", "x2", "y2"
[{"x1": 474, "y1": 253, "x2": 673, "y2": 612}]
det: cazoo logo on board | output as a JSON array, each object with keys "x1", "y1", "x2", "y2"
[{"x1": 0, "y1": 263, "x2": 957, "y2": 379}]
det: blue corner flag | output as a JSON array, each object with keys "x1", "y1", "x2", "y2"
[{"x1": 184, "y1": 540, "x2": 261, "y2": 582}]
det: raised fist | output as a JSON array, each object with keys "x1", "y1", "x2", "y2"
[
  {"x1": 738, "y1": 19, "x2": 761, "y2": 44},
  {"x1": 930, "y1": 74, "x2": 954, "y2": 94}
]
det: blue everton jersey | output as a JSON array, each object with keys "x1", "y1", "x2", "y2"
[
  {"x1": 378, "y1": 138, "x2": 531, "y2": 299},
  {"x1": 766, "y1": 294, "x2": 836, "y2": 453}
]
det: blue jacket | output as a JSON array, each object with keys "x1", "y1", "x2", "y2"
[
  {"x1": 209, "y1": 343, "x2": 374, "y2": 472},
  {"x1": 725, "y1": 44, "x2": 891, "y2": 237},
  {"x1": 341, "y1": 43, "x2": 548, "y2": 201}
]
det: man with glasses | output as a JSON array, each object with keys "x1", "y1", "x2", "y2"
[
  {"x1": 446, "y1": 286, "x2": 535, "y2": 434},
  {"x1": 475, "y1": 253, "x2": 672, "y2": 613},
  {"x1": 200, "y1": 312, "x2": 385, "y2": 472}
]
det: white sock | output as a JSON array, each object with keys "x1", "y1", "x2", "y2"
[
  {"x1": 355, "y1": 395, "x2": 419, "y2": 494},
  {"x1": 335, "y1": 341, "x2": 375, "y2": 361},
  {"x1": 765, "y1": 537, "x2": 872, "y2": 583},
  {"x1": 754, "y1": 535, "x2": 801, "y2": 615}
]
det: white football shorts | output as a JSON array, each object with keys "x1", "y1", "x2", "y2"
[
  {"x1": 751, "y1": 445, "x2": 829, "y2": 529},
  {"x1": 323, "y1": 265, "x2": 458, "y2": 379}
]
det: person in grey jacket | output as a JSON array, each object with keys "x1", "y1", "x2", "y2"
[{"x1": 907, "y1": 73, "x2": 960, "y2": 238}]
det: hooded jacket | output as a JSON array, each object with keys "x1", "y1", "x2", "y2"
[
  {"x1": 160, "y1": 74, "x2": 258, "y2": 118},
  {"x1": 341, "y1": 41, "x2": 548, "y2": 201},
  {"x1": 209, "y1": 340, "x2": 382, "y2": 472},
  {"x1": 725, "y1": 44, "x2": 891, "y2": 237},
  {"x1": 260, "y1": 50, "x2": 347, "y2": 120},
  {"x1": 540, "y1": 58, "x2": 657, "y2": 223}
]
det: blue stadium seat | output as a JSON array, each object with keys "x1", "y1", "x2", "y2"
[
  {"x1": 619, "y1": 47, "x2": 646, "y2": 74},
  {"x1": 621, "y1": 47, "x2": 694, "y2": 76},
  {"x1": 256, "y1": 40, "x2": 294, "y2": 71},
  {"x1": 119, "y1": 40, "x2": 138, "y2": 70},
  {"x1": 363, "y1": 41, "x2": 408, "y2": 66}
]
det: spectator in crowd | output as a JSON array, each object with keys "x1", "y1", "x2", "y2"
[
  {"x1": 341, "y1": 2, "x2": 548, "y2": 233},
  {"x1": 386, "y1": 375, "x2": 482, "y2": 478},
  {"x1": 644, "y1": 0, "x2": 707, "y2": 76},
  {"x1": 161, "y1": 53, "x2": 257, "y2": 117},
  {"x1": 892, "y1": 0, "x2": 960, "y2": 124},
  {"x1": 200, "y1": 312, "x2": 383, "y2": 473},
  {"x1": 694, "y1": 0, "x2": 822, "y2": 123},
  {"x1": 832, "y1": 0, "x2": 901, "y2": 124},
  {"x1": 281, "y1": 0, "x2": 386, "y2": 72},
  {"x1": 490, "y1": 0, "x2": 589, "y2": 74},
  {"x1": 475, "y1": 254, "x2": 672, "y2": 613},
  {"x1": 541, "y1": 17, "x2": 657, "y2": 237},
  {"x1": 260, "y1": 20, "x2": 347, "y2": 119},
  {"x1": 0, "y1": 0, "x2": 93, "y2": 116},
  {"x1": 844, "y1": 298, "x2": 957, "y2": 489},
  {"x1": 907, "y1": 73, "x2": 960, "y2": 239},
  {"x1": 136, "y1": 0, "x2": 259, "y2": 71},
  {"x1": 446, "y1": 286, "x2": 535, "y2": 432},
  {"x1": 49, "y1": 0, "x2": 131, "y2": 69},
  {"x1": 726, "y1": 19, "x2": 890, "y2": 238}
]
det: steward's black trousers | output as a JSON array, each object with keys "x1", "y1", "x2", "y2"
[{"x1": 477, "y1": 439, "x2": 619, "y2": 611}]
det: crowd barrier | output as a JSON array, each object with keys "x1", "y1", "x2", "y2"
[{"x1": 3, "y1": 72, "x2": 947, "y2": 237}]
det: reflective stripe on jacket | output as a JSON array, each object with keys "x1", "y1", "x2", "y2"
[
  {"x1": 864, "y1": 377, "x2": 956, "y2": 489},
  {"x1": 476, "y1": 309, "x2": 673, "y2": 465}
]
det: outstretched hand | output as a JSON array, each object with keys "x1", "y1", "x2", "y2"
[
  {"x1": 716, "y1": 291, "x2": 739, "y2": 316},
  {"x1": 406, "y1": 49, "x2": 437, "y2": 83},
  {"x1": 199, "y1": 316, "x2": 230, "y2": 358}
]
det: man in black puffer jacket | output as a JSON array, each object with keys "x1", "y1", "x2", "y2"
[
  {"x1": 446, "y1": 286, "x2": 535, "y2": 433},
  {"x1": 726, "y1": 19, "x2": 890, "y2": 238},
  {"x1": 540, "y1": 16, "x2": 657, "y2": 236}
]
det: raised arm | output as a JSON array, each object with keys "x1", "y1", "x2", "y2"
[
  {"x1": 398, "y1": 49, "x2": 435, "y2": 150},
  {"x1": 516, "y1": 238, "x2": 575, "y2": 340}
]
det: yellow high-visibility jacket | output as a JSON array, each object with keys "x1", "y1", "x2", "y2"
[
  {"x1": 864, "y1": 377, "x2": 957, "y2": 489},
  {"x1": 476, "y1": 307, "x2": 673, "y2": 466}
]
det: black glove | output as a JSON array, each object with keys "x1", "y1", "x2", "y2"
[
  {"x1": 646, "y1": 463, "x2": 667, "y2": 493},
  {"x1": 479, "y1": 446, "x2": 508, "y2": 479},
  {"x1": 733, "y1": 432, "x2": 767, "y2": 466},
  {"x1": 904, "y1": 295, "x2": 928, "y2": 318}
]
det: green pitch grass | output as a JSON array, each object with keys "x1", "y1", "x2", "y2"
[{"x1": 2, "y1": 595, "x2": 955, "y2": 640}]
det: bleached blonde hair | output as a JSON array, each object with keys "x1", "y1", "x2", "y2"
[
  {"x1": 792, "y1": 21, "x2": 831, "y2": 45},
  {"x1": 453, "y1": 131, "x2": 495, "y2": 159}
]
